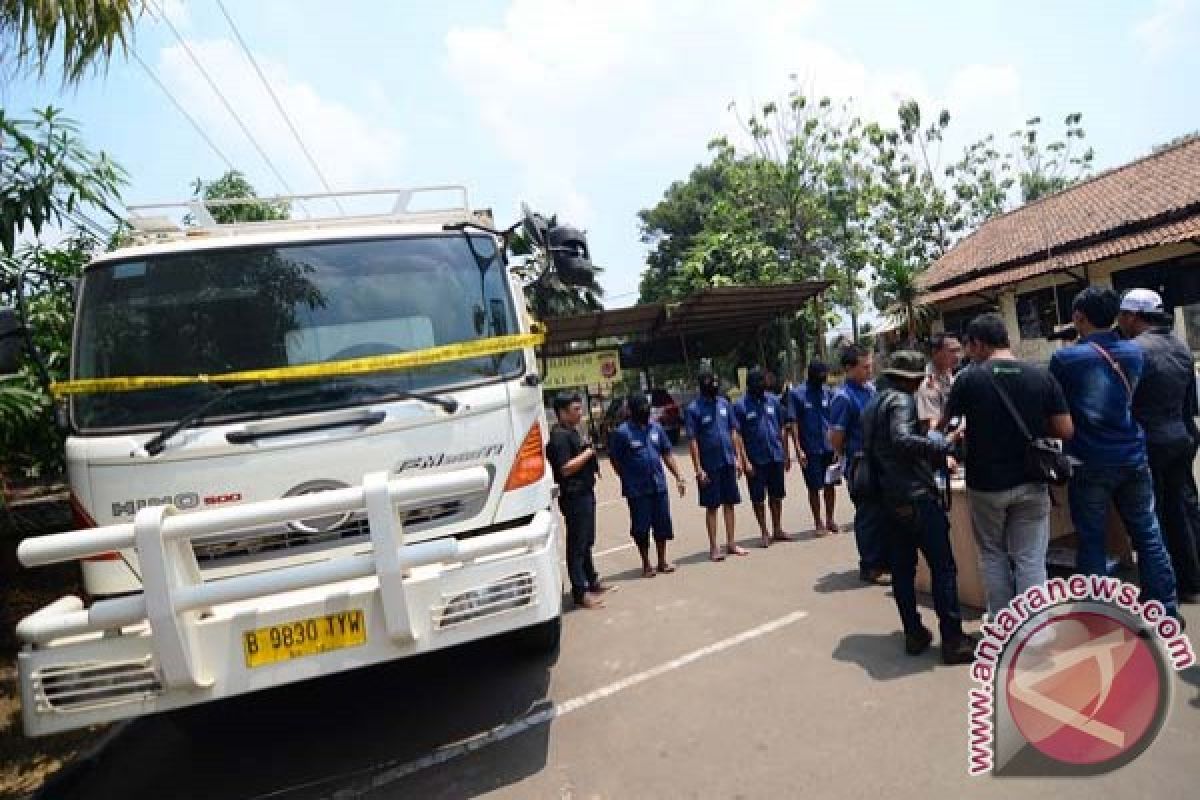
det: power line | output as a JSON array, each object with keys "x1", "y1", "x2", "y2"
[
  {"x1": 131, "y1": 49, "x2": 237, "y2": 173},
  {"x1": 147, "y1": 0, "x2": 308, "y2": 214},
  {"x1": 215, "y1": 0, "x2": 345, "y2": 214}
]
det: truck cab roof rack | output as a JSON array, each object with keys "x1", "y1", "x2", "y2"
[{"x1": 124, "y1": 186, "x2": 493, "y2": 245}]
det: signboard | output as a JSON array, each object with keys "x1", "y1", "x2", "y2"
[{"x1": 544, "y1": 350, "x2": 621, "y2": 390}]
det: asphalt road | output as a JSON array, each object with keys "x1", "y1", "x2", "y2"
[{"x1": 42, "y1": 451, "x2": 1200, "y2": 799}]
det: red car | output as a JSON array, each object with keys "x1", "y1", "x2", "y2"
[{"x1": 649, "y1": 388, "x2": 682, "y2": 445}]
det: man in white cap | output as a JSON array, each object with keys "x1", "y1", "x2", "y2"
[{"x1": 1117, "y1": 288, "x2": 1200, "y2": 603}]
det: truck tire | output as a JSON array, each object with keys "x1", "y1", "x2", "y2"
[{"x1": 513, "y1": 615, "x2": 561, "y2": 658}]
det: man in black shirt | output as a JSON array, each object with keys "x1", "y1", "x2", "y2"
[
  {"x1": 546, "y1": 392, "x2": 612, "y2": 609},
  {"x1": 942, "y1": 314, "x2": 1073, "y2": 616},
  {"x1": 1118, "y1": 289, "x2": 1200, "y2": 602}
]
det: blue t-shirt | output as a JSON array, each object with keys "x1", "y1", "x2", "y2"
[
  {"x1": 608, "y1": 420, "x2": 672, "y2": 498},
  {"x1": 1049, "y1": 330, "x2": 1146, "y2": 467},
  {"x1": 829, "y1": 380, "x2": 875, "y2": 457},
  {"x1": 788, "y1": 383, "x2": 834, "y2": 455},
  {"x1": 734, "y1": 392, "x2": 786, "y2": 465},
  {"x1": 685, "y1": 395, "x2": 740, "y2": 469}
]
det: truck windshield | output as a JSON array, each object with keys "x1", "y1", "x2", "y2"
[{"x1": 72, "y1": 234, "x2": 522, "y2": 431}]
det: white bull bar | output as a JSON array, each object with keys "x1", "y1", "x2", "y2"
[{"x1": 15, "y1": 468, "x2": 560, "y2": 735}]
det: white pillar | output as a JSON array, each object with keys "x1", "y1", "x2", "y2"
[{"x1": 1000, "y1": 291, "x2": 1020, "y2": 346}]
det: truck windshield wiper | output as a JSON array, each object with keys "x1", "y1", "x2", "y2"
[{"x1": 141, "y1": 381, "x2": 457, "y2": 457}]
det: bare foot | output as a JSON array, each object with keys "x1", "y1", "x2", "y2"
[
  {"x1": 710, "y1": 548, "x2": 726, "y2": 562},
  {"x1": 772, "y1": 532, "x2": 796, "y2": 542},
  {"x1": 814, "y1": 526, "x2": 830, "y2": 538},
  {"x1": 642, "y1": 565, "x2": 657, "y2": 578},
  {"x1": 578, "y1": 593, "x2": 606, "y2": 609},
  {"x1": 726, "y1": 544, "x2": 749, "y2": 556},
  {"x1": 657, "y1": 562, "x2": 676, "y2": 574},
  {"x1": 760, "y1": 533, "x2": 772, "y2": 548},
  {"x1": 827, "y1": 520, "x2": 839, "y2": 533},
  {"x1": 590, "y1": 583, "x2": 618, "y2": 594}
]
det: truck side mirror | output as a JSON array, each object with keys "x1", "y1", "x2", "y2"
[
  {"x1": 0, "y1": 308, "x2": 25, "y2": 375},
  {"x1": 546, "y1": 224, "x2": 596, "y2": 287}
]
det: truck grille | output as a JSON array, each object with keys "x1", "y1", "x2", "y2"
[
  {"x1": 192, "y1": 501, "x2": 464, "y2": 564},
  {"x1": 433, "y1": 571, "x2": 536, "y2": 629},
  {"x1": 34, "y1": 656, "x2": 162, "y2": 712}
]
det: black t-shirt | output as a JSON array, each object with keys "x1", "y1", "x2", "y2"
[
  {"x1": 944, "y1": 358, "x2": 1069, "y2": 492},
  {"x1": 546, "y1": 423, "x2": 596, "y2": 497}
]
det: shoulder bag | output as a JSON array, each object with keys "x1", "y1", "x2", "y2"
[{"x1": 985, "y1": 370, "x2": 1077, "y2": 485}]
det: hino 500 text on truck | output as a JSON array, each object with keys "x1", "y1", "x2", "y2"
[{"x1": 1, "y1": 187, "x2": 593, "y2": 737}]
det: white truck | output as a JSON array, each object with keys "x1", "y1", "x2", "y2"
[{"x1": 4, "y1": 187, "x2": 587, "y2": 737}]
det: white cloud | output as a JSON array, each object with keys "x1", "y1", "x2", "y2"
[
  {"x1": 156, "y1": 38, "x2": 405, "y2": 202},
  {"x1": 1134, "y1": 0, "x2": 1195, "y2": 60},
  {"x1": 445, "y1": 0, "x2": 1027, "y2": 298}
]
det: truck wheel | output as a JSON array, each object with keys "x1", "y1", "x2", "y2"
[{"x1": 513, "y1": 616, "x2": 561, "y2": 658}]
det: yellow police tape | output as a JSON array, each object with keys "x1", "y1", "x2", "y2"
[{"x1": 49, "y1": 331, "x2": 546, "y2": 397}]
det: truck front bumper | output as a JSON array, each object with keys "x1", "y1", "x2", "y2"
[{"x1": 14, "y1": 469, "x2": 561, "y2": 737}]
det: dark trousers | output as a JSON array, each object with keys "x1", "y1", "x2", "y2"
[
  {"x1": 884, "y1": 492, "x2": 964, "y2": 641},
  {"x1": 1148, "y1": 439, "x2": 1200, "y2": 596},
  {"x1": 560, "y1": 493, "x2": 598, "y2": 603},
  {"x1": 853, "y1": 496, "x2": 888, "y2": 573}
]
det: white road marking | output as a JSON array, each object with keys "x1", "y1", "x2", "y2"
[
  {"x1": 266, "y1": 610, "x2": 808, "y2": 799},
  {"x1": 593, "y1": 542, "x2": 635, "y2": 558}
]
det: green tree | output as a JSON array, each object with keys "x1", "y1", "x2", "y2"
[
  {"x1": 0, "y1": 107, "x2": 125, "y2": 481},
  {"x1": 1010, "y1": 113, "x2": 1094, "y2": 203},
  {"x1": 188, "y1": 169, "x2": 291, "y2": 225},
  {"x1": 637, "y1": 160, "x2": 731, "y2": 302},
  {"x1": 1, "y1": 0, "x2": 140, "y2": 85},
  {"x1": 1, "y1": 235, "x2": 94, "y2": 478},
  {"x1": 870, "y1": 257, "x2": 928, "y2": 342},
  {"x1": 1, "y1": 106, "x2": 126, "y2": 254}
]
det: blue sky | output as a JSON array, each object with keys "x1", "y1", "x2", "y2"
[{"x1": 5, "y1": 0, "x2": 1199, "y2": 311}]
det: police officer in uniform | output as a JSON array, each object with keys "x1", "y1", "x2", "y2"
[{"x1": 546, "y1": 392, "x2": 613, "y2": 610}]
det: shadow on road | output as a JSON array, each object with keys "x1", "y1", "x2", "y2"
[
  {"x1": 831, "y1": 633, "x2": 940, "y2": 681},
  {"x1": 813, "y1": 569, "x2": 872, "y2": 594},
  {"x1": 40, "y1": 632, "x2": 557, "y2": 800},
  {"x1": 1179, "y1": 663, "x2": 1200, "y2": 710}
]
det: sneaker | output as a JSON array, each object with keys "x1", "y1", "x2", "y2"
[
  {"x1": 905, "y1": 625, "x2": 933, "y2": 656},
  {"x1": 942, "y1": 633, "x2": 980, "y2": 665}
]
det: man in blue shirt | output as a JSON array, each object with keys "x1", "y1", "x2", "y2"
[
  {"x1": 1049, "y1": 287, "x2": 1179, "y2": 619},
  {"x1": 830, "y1": 346, "x2": 889, "y2": 584},
  {"x1": 736, "y1": 368, "x2": 799, "y2": 548},
  {"x1": 686, "y1": 371, "x2": 749, "y2": 561},
  {"x1": 609, "y1": 394, "x2": 688, "y2": 578},
  {"x1": 789, "y1": 361, "x2": 838, "y2": 537}
]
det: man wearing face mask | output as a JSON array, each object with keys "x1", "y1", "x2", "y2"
[
  {"x1": 789, "y1": 361, "x2": 838, "y2": 536},
  {"x1": 609, "y1": 394, "x2": 688, "y2": 577},
  {"x1": 686, "y1": 371, "x2": 749, "y2": 561},
  {"x1": 736, "y1": 368, "x2": 799, "y2": 547}
]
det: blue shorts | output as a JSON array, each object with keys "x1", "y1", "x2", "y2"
[
  {"x1": 747, "y1": 461, "x2": 786, "y2": 504},
  {"x1": 699, "y1": 464, "x2": 742, "y2": 509},
  {"x1": 802, "y1": 451, "x2": 834, "y2": 491},
  {"x1": 627, "y1": 492, "x2": 674, "y2": 545}
]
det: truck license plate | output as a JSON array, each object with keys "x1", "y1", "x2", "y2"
[{"x1": 243, "y1": 610, "x2": 366, "y2": 668}]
